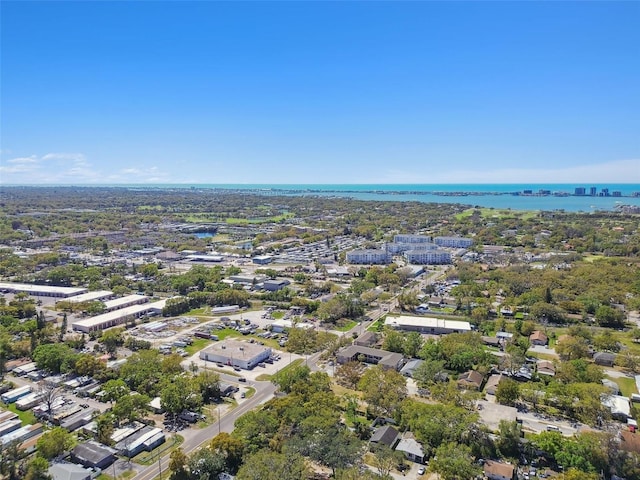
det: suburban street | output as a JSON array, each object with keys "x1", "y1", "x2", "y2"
[{"x1": 132, "y1": 377, "x2": 277, "y2": 480}]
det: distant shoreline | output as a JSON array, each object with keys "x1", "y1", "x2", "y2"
[{"x1": 3, "y1": 184, "x2": 640, "y2": 212}]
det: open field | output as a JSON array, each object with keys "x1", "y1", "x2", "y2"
[
  {"x1": 608, "y1": 375, "x2": 638, "y2": 397},
  {"x1": 455, "y1": 207, "x2": 538, "y2": 221},
  {"x1": 4, "y1": 402, "x2": 37, "y2": 425},
  {"x1": 255, "y1": 358, "x2": 303, "y2": 381}
]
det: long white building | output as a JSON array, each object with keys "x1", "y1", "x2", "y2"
[
  {"x1": 385, "y1": 315, "x2": 471, "y2": 334},
  {"x1": 65, "y1": 290, "x2": 113, "y2": 304},
  {"x1": 434, "y1": 236, "x2": 473, "y2": 248},
  {"x1": 103, "y1": 294, "x2": 148, "y2": 312},
  {"x1": 72, "y1": 299, "x2": 168, "y2": 333},
  {"x1": 346, "y1": 249, "x2": 391, "y2": 265},
  {"x1": 393, "y1": 234, "x2": 432, "y2": 244},
  {"x1": 0, "y1": 282, "x2": 87, "y2": 298},
  {"x1": 403, "y1": 249, "x2": 451, "y2": 265}
]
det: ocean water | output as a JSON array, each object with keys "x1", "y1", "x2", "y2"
[
  {"x1": 21, "y1": 183, "x2": 640, "y2": 212},
  {"x1": 130, "y1": 183, "x2": 640, "y2": 212}
]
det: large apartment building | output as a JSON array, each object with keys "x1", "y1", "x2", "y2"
[
  {"x1": 346, "y1": 249, "x2": 391, "y2": 265},
  {"x1": 403, "y1": 249, "x2": 451, "y2": 265},
  {"x1": 434, "y1": 236, "x2": 473, "y2": 248},
  {"x1": 393, "y1": 234, "x2": 432, "y2": 244}
]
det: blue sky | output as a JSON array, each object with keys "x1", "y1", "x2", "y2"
[{"x1": 1, "y1": 1, "x2": 639, "y2": 184}]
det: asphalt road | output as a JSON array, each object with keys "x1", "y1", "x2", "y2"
[{"x1": 132, "y1": 376, "x2": 276, "y2": 480}]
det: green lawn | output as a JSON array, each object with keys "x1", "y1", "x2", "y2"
[
  {"x1": 455, "y1": 207, "x2": 537, "y2": 221},
  {"x1": 367, "y1": 319, "x2": 385, "y2": 332},
  {"x1": 613, "y1": 334, "x2": 640, "y2": 357},
  {"x1": 427, "y1": 307, "x2": 456, "y2": 314},
  {"x1": 607, "y1": 375, "x2": 638, "y2": 397},
  {"x1": 334, "y1": 320, "x2": 357, "y2": 332},
  {"x1": 528, "y1": 351, "x2": 558, "y2": 361},
  {"x1": 4, "y1": 402, "x2": 37, "y2": 425},
  {"x1": 185, "y1": 338, "x2": 212, "y2": 355},
  {"x1": 255, "y1": 359, "x2": 304, "y2": 381},
  {"x1": 225, "y1": 213, "x2": 295, "y2": 224},
  {"x1": 96, "y1": 472, "x2": 134, "y2": 480}
]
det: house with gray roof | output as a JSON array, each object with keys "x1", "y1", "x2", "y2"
[
  {"x1": 594, "y1": 352, "x2": 616, "y2": 367},
  {"x1": 71, "y1": 440, "x2": 117, "y2": 469},
  {"x1": 336, "y1": 345, "x2": 404, "y2": 370},
  {"x1": 370, "y1": 425, "x2": 399, "y2": 448},
  {"x1": 48, "y1": 463, "x2": 92, "y2": 480},
  {"x1": 354, "y1": 331, "x2": 378, "y2": 347},
  {"x1": 400, "y1": 359, "x2": 424, "y2": 378},
  {"x1": 395, "y1": 435, "x2": 425, "y2": 464}
]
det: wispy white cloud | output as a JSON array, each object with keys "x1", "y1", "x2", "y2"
[
  {"x1": 1, "y1": 152, "x2": 98, "y2": 183},
  {"x1": 7, "y1": 156, "x2": 38, "y2": 164},
  {"x1": 104, "y1": 165, "x2": 171, "y2": 184},
  {"x1": 0, "y1": 152, "x2": 168, "y2": 185}
]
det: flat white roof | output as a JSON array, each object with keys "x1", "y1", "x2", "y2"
[
  {"x1": 103, "y1": 294, "x2": 148, "y2": 309},
  {"x1": 186, "y1": 255, "x2": 223, "y2": 262},
  {"x1": 603, "y1": 394, "x2": 631, "y2": 417},
  {"x1": 202, "y1": 339, "x2": 271, "y2": 358},
  {"x1": 66, "y1": 290, "x2": 113, "y2": 303},
  {"x1": 271, "y1": 319, "x2": 314, "y2": 329},
  {"x1": 111, "y1": 423, "x2": 142, "y2": 443},
  {"x1": 385, "y1": 315, "x2": 471, "y2": 331},
  {"x1": 0, "y1": 282, "x2": 87, "y2": 296},
  {"x1": 72, "y1": 299, "x2": 168, "y2": 330}
]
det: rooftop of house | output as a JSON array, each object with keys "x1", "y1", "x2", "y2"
[{"x1": 484, "y1": 460, "x2": 515, "y2": 478}]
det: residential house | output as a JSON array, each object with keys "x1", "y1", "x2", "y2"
[
  {"x1": 394, "y1": 434, "x2": 425, "y2": 464},
  {"x1": 529, "y1": 331, "x2": 548, "y2": 346},
  {"x1": 483, "y1": 460, "x2": 515, "y2": 480},
  {"x1": 71, "y1": 441, "x2": 117, "y2": 469},
  {"x1": 457, "y1": 370, "x2": 484, "y2": 390},
  {"x1": 594, "y1": 352, "x2": 616, "y2": 367},
  {"x1": 354, "y1": 331, "x2": 378, "y2": 347},
  {"x1": 496, "y1": 332, "x2": 513, "y2": 341},
  {"x1": 336, "y1": 345, "x2": 404, "y2": 371},
  {"x1": 537, "y1": 360, "x2": 556, "y2": 377},
  {"x1": 603, "y1": 395, "x2": 631, "y2": 421},
  {"x1": 48, "y1": 463, "x2": 92, "y2": 480},
  {"x1": 485, "y1": 374, "x2": 504, "y2": 395},
  {"x1": 370, "y1": 425, "x2": 400, "y2": 449},
  {"x1": 481, "y1": 336, "x2": 502, "y2": 348},
  {"x1": 400, "y1": 359, "x2": 424, "y2": 378}
]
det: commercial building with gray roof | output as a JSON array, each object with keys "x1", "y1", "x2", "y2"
[{"x1": 200, "y1": 339, "x2": 272, "y2": 370}]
